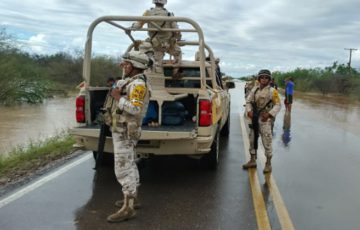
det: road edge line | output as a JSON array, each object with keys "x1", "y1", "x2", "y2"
[
  {"x1": 0, "y1": 153, "x2": 92, "y2": 209},
  {"x1": 239, "y1": 112, "x2": 272, "y2": 230},
  {"x1": 257, "y1": 144, "x2": 295, "y2": 230}
]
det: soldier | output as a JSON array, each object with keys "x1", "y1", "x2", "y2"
[
  {"x1": 242, "y1": 69, "x2": 281, "y2": 173},
  {"x1": 139, "y1": 41, "x2": 155, "y2": 73},
  {"x1": 215, "y1": 58, "x2": 224, "y2": 89},
  {"x1": 105, "y1": 51, "x2": 151, "y2": 223},
  {"x1": 131, "y1": 0, "x2": 182, "y2": 75}
]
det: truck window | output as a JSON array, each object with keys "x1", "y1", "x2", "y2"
[{"x1": 164, "y1": 67, "x2": 212, "y2": 88}]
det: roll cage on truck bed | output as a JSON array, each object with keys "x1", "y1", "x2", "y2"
[{"x1": 69, "y1": 15, "x2": 235, "y2": 169}]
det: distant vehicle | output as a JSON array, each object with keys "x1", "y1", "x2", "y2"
[{"x1": 69, "y1": 15, "x2": 235, "y2": 169}]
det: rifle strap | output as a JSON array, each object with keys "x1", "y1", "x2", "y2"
[
  {"x1": 150, "y1": 12, "x2": 172, "y2": 41},
  {"x1": 252, "y1": 87, "x2": 273, "y2": 114}
]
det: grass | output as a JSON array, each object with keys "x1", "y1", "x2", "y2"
[{"x1": 0, "y1": 132, "x2": 76, "y2": 184}]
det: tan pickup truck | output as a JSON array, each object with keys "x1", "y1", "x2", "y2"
[{"x1": 69, "y1": 16, "x2": 235, "y2": 169}]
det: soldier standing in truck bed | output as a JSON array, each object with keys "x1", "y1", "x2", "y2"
[{"x1": 131, "y1": 0, "x2": 182, "y2": 76}]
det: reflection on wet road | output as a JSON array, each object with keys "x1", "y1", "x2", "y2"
[{"x1": 269, "y1": 86, "x2": 360, "y2": 230}]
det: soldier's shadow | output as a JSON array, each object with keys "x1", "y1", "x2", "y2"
[
  {"x1": 74, "y1": 154, "x2": 216, "y2": 229},
  {"x1": 74, "y1": 165, "x2": 122, "y2": 230}
]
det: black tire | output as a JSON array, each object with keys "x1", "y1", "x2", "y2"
[
  {"x1": 204, "y1": 131, "x2": 220, "y2": 170},
  {"x1": 220, "y1": 111, "x2": 230, "y2": 137}
]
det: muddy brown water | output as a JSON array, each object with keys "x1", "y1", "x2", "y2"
[{"x1": 0, "y1": 97, "x2": 76, "y2": 155}]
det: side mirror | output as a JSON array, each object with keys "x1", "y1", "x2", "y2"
[{"x1": 225, "y1": 81, "x2": 235, "y2": 89}]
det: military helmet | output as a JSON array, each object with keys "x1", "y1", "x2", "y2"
[
  {"x1": 153, "y1": 0, "x2": 167, "y2": 5},
  {"x1": 122, "y1": 51, "x2": 150, "y2": 70},
  {"x1": 257, "y1": 69, "x2": 272, "y2": 79}
]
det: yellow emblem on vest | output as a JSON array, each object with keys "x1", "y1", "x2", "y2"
[
  {"x1": 272, "y1": 89, "x2": 280, "y2": 104},
  {"x1": 130, "y1": 84, "x2": 146, "y2": 107}
]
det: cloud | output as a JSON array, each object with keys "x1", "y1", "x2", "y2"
[
  {"x1": 21, "y1": 33, "x2": 48, "y2": 54},
  {"x1": 1, "y1": 0, "x2": 360, "y2": 76}
]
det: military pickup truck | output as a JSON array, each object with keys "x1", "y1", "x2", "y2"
[{"x1": 69, "y1": 16, "x2": 235, "y2": 169}]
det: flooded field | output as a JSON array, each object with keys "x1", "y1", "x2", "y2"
[{"x1": 0, "y1": 97, "x2": 76, "y2": 155}]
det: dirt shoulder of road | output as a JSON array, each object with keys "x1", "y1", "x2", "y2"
[{"x1": 0, "y1": 149, "x2": 84, "y2": 197}]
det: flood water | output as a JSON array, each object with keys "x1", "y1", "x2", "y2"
[
  {"x1": 269, "y1": 89, "x2": 360, "y2": 230},
  {"x1": 0, "y1": 97, "x2": 76, "y2": 155}
]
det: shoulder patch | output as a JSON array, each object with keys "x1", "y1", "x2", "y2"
[
  {"x1": 130, "y1": 84, "x2": 147, "y2": 107},
  {"x1": 272, "y1": 89, "x2": 280, "y2": 104}
]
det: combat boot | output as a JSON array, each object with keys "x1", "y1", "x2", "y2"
[
  {"x1": 115, "y1": 196, "x2": 141, "y2": 209},
  {"x1": 242, "y1": 154, "x2": 257, "y2": 170},
  {"x1": 107, "y1": 194, "x2": 136, "y2": 223},
  {"x1": 263, "y1": 157, "x2": 272, "y2": 174}
]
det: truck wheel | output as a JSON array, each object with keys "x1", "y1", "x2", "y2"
[
  {"x1": 220, "y1": 111, "x2": 230, "y2": 137},
  {"x1": 205, "y1": 131, "x2": 220, "y2": 170}
]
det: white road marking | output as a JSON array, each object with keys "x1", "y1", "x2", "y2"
[{"x1": 0, "y1": 153, "x2": 92, "y2": 208}]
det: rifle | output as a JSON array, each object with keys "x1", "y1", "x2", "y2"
[
  {"x1": 94, "y1": 79, "x2": 133, "y2": 169},
  {"x1": 250, "y1": 100, "x2": 273, "y2": 151},
  {"x1": 251, "y1": 102, "x2": 260, "y2": 150},
  {"x1": 94, "y1": 89, "x2": 113, "y2": 170}
]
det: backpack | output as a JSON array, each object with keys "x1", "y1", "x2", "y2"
[{"x1": 162, "y1": 101, "x2": 186, "y2": 125}]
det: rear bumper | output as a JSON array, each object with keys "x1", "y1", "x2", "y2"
[{"x1": 69, "y1": 127, "x2": 212, "y2": 155}]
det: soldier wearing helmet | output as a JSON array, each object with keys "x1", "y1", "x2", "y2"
[
  {"x1": 139, "y1": 41, "x2": 155, "y2": 73},
  {"x1": 131, "y1": 0, "x2": 182, "y2": 75},
  {"x1": 242, "y1": 69, "x2": 281, "y2": 174},
  {"x1": 106, "y1": 51, "x2": 151, "y2": 223}
]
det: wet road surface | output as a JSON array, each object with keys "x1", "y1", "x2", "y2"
[
  {"x1": 270, "y1": 91, "x2": 360, "y2": 230},
  {"x1": 1, "y1": 82, "x2": 360, "y2": 229}
]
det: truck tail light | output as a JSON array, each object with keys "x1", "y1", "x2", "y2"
[
  {"x1": 199, "y1": 99, "x2": 212, "y2": 126},
  {"x1": 76, "y1": 95, "x2": 86, "y2": 123}
]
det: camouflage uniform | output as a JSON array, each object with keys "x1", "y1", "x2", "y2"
[
  {"x1": 246, "y1": 85, "x2": 281, "y2": 158},
  {"x1": 107, "y1": 74, "x2": 150, "y2": 196},
  {"x1": 132, "y1": 6, "x2": 182, "y2": 71}
]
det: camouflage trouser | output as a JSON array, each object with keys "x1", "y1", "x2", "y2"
[
  {"x1": 112, "y1": 132, "x2": 140, "y2": 197},
  {"x1": 153, "y1": 41, "x2": 182, "y2": 67},
  {"x1": 249, "y1": 120, "x2": 273, "y2": 158}
]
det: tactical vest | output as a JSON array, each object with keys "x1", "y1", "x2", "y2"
[
  {"x1": 252, "y1": 86, "x2": 275, "y2": 113},
  {"x1": 103, "y1": 74, "x2": 150, "y2": 139},
  {"x1": 147, "y1": 7, "x2": 175, "y2": 42}
]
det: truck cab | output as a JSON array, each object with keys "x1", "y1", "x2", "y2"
[{"x1": 69, "y1": 16, "x2": 235, "y2": 169}]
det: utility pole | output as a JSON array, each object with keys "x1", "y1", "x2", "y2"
[{"x1": 344, "y1": 48, "x2": 357, "y2": 75}]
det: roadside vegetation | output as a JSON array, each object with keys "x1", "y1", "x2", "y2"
[
  {"x1": 241, "y1": 63, "x2": 360, "y2": 101},
  {"x1": 272, "y1": 63, "x2": 360, "y2": 100},
  {"x1": 0, "y1": 132, "x2": 76, "y2": 186},
  {"x1": 0, "y1": 28, "x2": 122, "y2": 105}
]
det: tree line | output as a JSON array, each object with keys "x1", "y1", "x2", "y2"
[
  {"x1": 240, "y1": 62, "x2": 360, "y2": 101},
  {"x1": 272, "y1": 63, "x2": 360, "y2": 100},
  {"x1": 0, "y1": 28, "x2": 122, "y2": 105}
]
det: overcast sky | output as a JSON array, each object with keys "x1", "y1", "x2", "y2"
[{"x1": 1, "y1": 0, "x2": 360, "y2": 77}]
